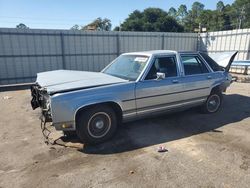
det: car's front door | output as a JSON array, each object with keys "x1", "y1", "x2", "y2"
[{"x1": 135, "y1": 55, "x2": 183, "y2": 116}]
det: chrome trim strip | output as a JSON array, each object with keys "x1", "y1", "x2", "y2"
[
  {"x1": 123, "y1": 112, "x2": 137, "y2": 117},
  {"x1": 137, "y1": 98, "x2": 206, "y2": 115},
  {"x1": 135, "y1": 87, "x2": 209, "y2": 100},
  {"x1": 122, "y1": 86, "x2": 209, "y2": 102}
]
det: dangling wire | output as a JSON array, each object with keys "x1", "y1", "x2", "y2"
[{"x1": 40, "y1": 115, "x2": 54, "y2": 145}]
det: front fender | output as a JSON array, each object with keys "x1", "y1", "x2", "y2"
[
  {"x1": 51, "y1": 94, "x2": 122, "y2": 123},
  {"x1": 50, "y1": 82, "x2": 135, "y2": 128}
]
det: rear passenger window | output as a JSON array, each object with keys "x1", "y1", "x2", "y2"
[{"x1": 181, "y1": 56, "x2": 209, "y2": 75}]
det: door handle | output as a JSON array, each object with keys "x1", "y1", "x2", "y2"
[
  {"x1": 172, "y1": 79, "x2": 179, "y2": 83},
  {"x1": 207, "y1": 76, "x2": 212, "y2": 79}
]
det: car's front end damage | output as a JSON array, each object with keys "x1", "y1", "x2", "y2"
[
  {"x1": 31, "y1": 84, "x2": 54, "y2": 143},
  {"x1": 31, "y1": 84, "x2": 52, "y2": 122},
  {"x1": 30, "y1": 70, "x2": 128, "y2": 142}
]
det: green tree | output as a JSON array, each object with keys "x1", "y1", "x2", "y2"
[
  {"x1": 113, "y1": 26, "x2": 120, "y2": 31},
  {"x1": 216, "y1": 1, "x2": 225, "y2": 12},
  {"x1": 216, "y1": 2, "x2": 230, "y2": 31},
  {"x1": 16, "y1": 23, "x2": 29, "y2": 29},
  {"x1": 198, "y1": 10, "x2": 213, "y2": 31},
  {"x1": 82, "y1": 17, "x2": 112, "y2": 31},
  {"x1": 183, "y1": 2, "x2": 205, "y2": 32},
  {"x1": 168, "y1": 7, "x2": 177, "y2": 18},
  {"x1": 192, "y1": 1, "x2": 205, "y2": 17},
  {"x1": 194, "y1": 4, "x2": 232, "y2": 31},
  {"x1": 177, "y1": 4, "x2": 188, "y2": 25},
  {"x1": 232, "y1": 0, "x2": 250, "y2": 29},
  {"x1": 121, "y1": 8, "x2": 184, "y2": 32},
  {"x1": 223, "y1": 4, "x2": 234, "y2": 30},
  {"x1": 127, "y1": 10, "x2": 143, "y2": 20},
  {"x1": 70, "y1": 24, "x2": 80, "y2": 30},
  {"x1": 116, "y1": 0, "x2": 249, "y2": 32},
  {"x1": 121, "y1": 10, "x2": 144, "y2": 31}
]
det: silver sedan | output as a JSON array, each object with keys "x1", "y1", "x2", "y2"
[{"x1": 31, "y1": 50, "x2": 237, "y2": 144}]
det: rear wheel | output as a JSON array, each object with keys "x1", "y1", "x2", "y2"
[
  {"x1": 76, "y1": 105, "x2": 117, "y2": 144},
  {"x1": 201, "y1": 91, "x2": 222, "y2": 113}
]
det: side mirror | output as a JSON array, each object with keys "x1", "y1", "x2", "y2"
[{"x1": 156, "y1": 72, "x2": 165, "y2": 80}]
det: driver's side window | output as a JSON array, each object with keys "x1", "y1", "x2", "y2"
[{"x1": 145, "y1": 56, "x2": 177, "y2": 80}]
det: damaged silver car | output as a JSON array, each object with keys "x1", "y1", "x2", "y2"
[{"x1": 31, "y1": 50, "x2": 237, "y2": 144}]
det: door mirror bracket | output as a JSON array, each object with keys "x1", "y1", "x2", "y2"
[{"x1": 156, "y1": 72, "x2": 165, "y2": 80}]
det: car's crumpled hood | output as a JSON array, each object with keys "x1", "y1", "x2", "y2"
[{"x1": 36, "y1": 70, "x2": 127, "y2": 94}]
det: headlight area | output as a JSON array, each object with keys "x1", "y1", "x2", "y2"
[
  {"x1": 41, "y1": 95, "x2": 52, "y2": 123},
  {"x1": 31, "y1": 84, "x2": 53, "y2": 122},
  {"x1": 36, "y1": 93, "x2": 55, "y2": 144}
]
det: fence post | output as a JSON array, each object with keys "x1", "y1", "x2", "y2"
[
  {"x1": 116, "y1": 33, "x2": 120, "y2": 56},
  {"x1": 196, "y1": 33, "x2": 201, "y2": 51},
  {"x1": 161, "y1": 34, "x2": 165, "y2": 50},
  {"x1": 243, "y1": 66, "x2": 248, "y2": 75},
  {"x1": 60, "y1": 32, "x2": 66, "y2": 69}
]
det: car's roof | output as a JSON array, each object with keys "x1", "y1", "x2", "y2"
[{"x1": 123, "y1": 50, "x2": 198, "y2": 56}]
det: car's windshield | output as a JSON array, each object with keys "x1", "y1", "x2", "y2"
[{"x1": 103, "y1": 55, "x2": 149, "y2": 81}]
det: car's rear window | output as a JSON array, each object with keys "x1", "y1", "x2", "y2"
[{"x1": 200, "y1": 52, "x2": 224, "y2": 71}]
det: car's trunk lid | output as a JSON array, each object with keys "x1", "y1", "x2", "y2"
[
  {"x1": 209, "y1": 51, "x2": 238, "y2": 72},
  {"x1": 36, "y1": 70, "x2": 127, "y2": 94}
]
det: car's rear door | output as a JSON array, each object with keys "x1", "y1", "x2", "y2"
[
  {"x1": 135, "y1": 54, "x2": 183, "y2": 116},
  {"x1": 177, "y1": 53, "x2": 215, "y2": 103}
]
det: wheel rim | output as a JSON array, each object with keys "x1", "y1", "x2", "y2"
[
  {"x1": 207, "y1": 94, "x2": 220, "y2": 113},
  {"x1": 87, "y1": 112, "x2": 111, "y2": 138}
]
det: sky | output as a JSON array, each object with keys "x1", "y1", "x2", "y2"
[{"x1": 0, "y1": 0, "x2": 235, "y2": 30}]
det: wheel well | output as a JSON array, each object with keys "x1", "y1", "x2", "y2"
[
  {"x1": 210, "y1": 85, "x2": 222, "y2": 94},
  {"x1": 75, "y1": 102, "x2": 123, "y2": 125}
]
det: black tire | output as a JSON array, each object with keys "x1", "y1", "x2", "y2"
[
  {"x1": 76, "y1": 105, "x2": 117, "y2": 144},
  {"x1": 201, "y1": 91, "x2": 223, "y2": 114}
]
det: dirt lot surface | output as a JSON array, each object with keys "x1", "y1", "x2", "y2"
[{"x1": 0, "y1": 82, "x2": 250, "y2": 188}]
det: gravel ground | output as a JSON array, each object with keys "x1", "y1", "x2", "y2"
[{"x1": 0, "y1": 82, "x2": 250, "y2": 188}]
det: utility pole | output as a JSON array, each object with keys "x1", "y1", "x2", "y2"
[
  {"x1": 199, "y1": 23, "x2": 201, "y2": 33},
  {"x1": 194, "y1": 23, "x2": 207, "y2": 51},
  {"x1": 238, "y1": 5, "x2": 245, "y2": 29}
]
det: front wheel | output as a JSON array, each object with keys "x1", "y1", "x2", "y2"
[
  {"x1": 201, "y1": 92, "x2": 223, "y2": 113},
  {"x1": 76, "y1": 105, "x2": 117, "y2": 144},
  {"x1": 63, "y1": 131, "x2": 76, "y2": 138}
]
